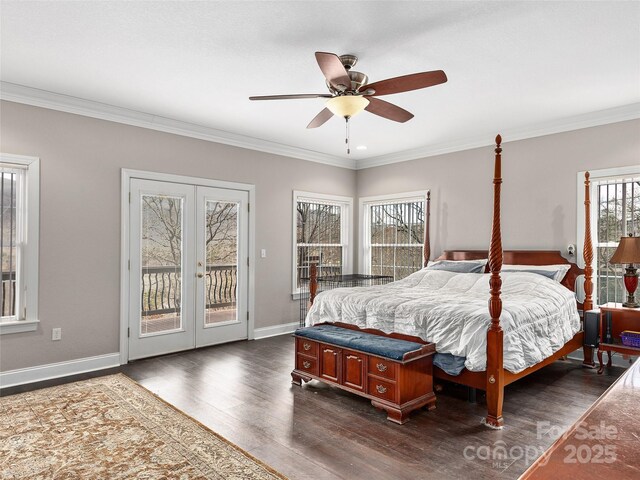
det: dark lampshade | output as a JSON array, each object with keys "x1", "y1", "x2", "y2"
[{"x1": 610, "y1": 235, "x2": 640, "y2": 265}]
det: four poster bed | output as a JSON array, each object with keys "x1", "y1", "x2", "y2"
[{"x1": 305, "y1": 135, "x2": 595, "y2": 428}]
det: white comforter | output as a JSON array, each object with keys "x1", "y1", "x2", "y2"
[{"x1": 306, "y1": 269, "x2": 581, "y2": 373}]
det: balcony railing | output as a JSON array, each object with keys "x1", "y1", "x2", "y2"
[
  {"x1": 141, "y1": 264, "x2": 237, "y2": 316},
  {"x1": 1, "y1": 272, "x2": 16, "y2": 317}
]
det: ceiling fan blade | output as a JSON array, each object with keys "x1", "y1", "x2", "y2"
[
  {"x1": 307, "y1": 108, "x2": 334, "y2": 129},
  {"x1": 315, "y1": 52, "x2": 352, "y2": 91},
  {"x1": 365, "y1": 97, "x2": 414, "y2": 123},
  {"x1": 249, "y1": 93, "x2": 333, "y2": 100},
  {"x1": 363, "y1": 70, "x2": 447, "y2": 96}
]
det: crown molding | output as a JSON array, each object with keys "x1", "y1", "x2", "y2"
[
  {"x1": 2, "y1": 82, "x2": 637, "y2": 171},
  {"x1": 356, "y1": 102, "x2": 640, "y2": 169},
  {"x1": 0, "y1": 82, "x2": 356, "y2": 170}
]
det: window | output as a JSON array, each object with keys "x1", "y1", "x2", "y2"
[
  {"x1": 0, "y1": 153, "x2": 39, "y2": 334},
  {"x1": 293, "y1": 191, "x2": 352, "y2": 295},
  {"x1": 360, "y1": 192, "x2": 427, "y2": 281},
  {"x1": 578, "y1": 167, "x2": 640, "y2": 306},
  {"x1": 595, "y1": 175, "x2": 640, "y2": 304}
]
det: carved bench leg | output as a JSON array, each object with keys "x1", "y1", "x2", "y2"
[
  {"x1": 371, "y1": 395, "x2": 436, "y2": 424},
  {"x1": 291, "y1": 370, "x2": 311, "y2": 386},
  {"x1": 371, "y1": 400, "x2": 408, "y2": 424}
]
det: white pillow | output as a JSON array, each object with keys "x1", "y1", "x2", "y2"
[{"x1": 501, "y1": 264, "x2": 571, "y2": 282}]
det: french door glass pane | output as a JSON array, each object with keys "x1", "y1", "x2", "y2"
[
  {"x1": 140, "y1": 194, "x2": 183, "y2": 334},
  {"x1": 205, "y1": 201, "x2": 238, "y2": 325}
]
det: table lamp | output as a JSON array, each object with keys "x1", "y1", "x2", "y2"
[{"x1": 610, "y1": 234, "x2": 640, "y2": 308}]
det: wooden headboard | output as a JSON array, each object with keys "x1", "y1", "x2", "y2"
[{"x1": 436, "y1": 250, "x2": 585, "y2": 296}]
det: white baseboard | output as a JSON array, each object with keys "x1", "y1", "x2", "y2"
[
  {"x1": 0, "y1": 352, "x2": 120, "y2": 389},
  {"x1": 254, "y1": 321, "x2": 299, "y2": 340}
]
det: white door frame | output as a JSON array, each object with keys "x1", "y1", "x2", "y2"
[{"x1": 120, "y1": 169, "x2": 256, "y2": 365}]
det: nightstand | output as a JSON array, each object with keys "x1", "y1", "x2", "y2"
[{"x1": 597, "y1": 302, "x2": 640, "y2": 374}]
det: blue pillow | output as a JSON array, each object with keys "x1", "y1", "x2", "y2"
[{"x1": 426, "y1": 259, "x2": 487, "y2": 273}]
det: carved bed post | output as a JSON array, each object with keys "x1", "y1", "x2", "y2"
[
  {"x1": 485, "y1": 135, "x2": 505, "y2": 428},
  {"x1": 309, "y1": 263, "x2": 318, "y2": 306},
  {"x1": 583, "y1": 172, "x2": 594, "y2": 311},
  {"x1": 582, "y1": 171, "x2": 596, "y2": 367},
  {"x1": 424, "y1": 190, "x2": 431, "y2": 267}
]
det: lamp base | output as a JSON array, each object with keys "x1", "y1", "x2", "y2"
[{"x1": 622, "y1": 265, "x2": 638, "y2": 308}]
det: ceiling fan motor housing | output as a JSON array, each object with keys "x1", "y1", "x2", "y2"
[
  {"x1": 325, "y1": 70, "x2": 368, "y2": 93},
  {"x1": 348, "y1": 71, "x2": 368, "y2": 92},
  {"x1": 339, "y1": 54, "x2": 358, "y2": 70}
]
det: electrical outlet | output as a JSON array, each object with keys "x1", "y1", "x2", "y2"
[
  {"x1": 52, "y1": 328, "x2": 62, "y2": 341},
  {"x1": 261, "y1": 249, "x2": 267, "y2": 258}
]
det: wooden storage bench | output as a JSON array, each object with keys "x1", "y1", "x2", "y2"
[{"x1": 291, "y1": 323, "x2": 436, "y2": 424}]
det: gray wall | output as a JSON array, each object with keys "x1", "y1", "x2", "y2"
[
  {"x1": 0, "y1": 101, "x2": 357, "y2": 371},
  {"x1": 1, "y1": 99, "x2": 638, "y2": 373},
  {"x1": 357, "y1": 120, "x2": 640, "y2": 261}
]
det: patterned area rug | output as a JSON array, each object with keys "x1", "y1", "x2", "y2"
[{"x1": 0, "y1": 374, "x2": 287, "y2": 479}]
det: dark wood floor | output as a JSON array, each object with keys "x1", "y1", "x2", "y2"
[{"x1": 2, "y1": 335, "x2": 623, "y2": 480}]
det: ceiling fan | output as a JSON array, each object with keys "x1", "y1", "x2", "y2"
[{"x1": 249, "y1": 52, "x2": 447, "y2": 153}]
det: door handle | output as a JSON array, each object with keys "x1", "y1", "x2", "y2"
[{"x1": 196, "y1": 272, "x2": 204, "y2": 278}]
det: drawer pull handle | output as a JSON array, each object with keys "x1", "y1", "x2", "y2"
[
  {"x1": 303, "y1": 361, "x2": 311, "y2": 369},
  {"x1": 376, "y1": 384, "x2": 387, "y2": 394},
  {"x1": 303, "y1": 342, "x2": 312, "y2": 351},
  {"x1": 376, "y1": 363, "x2": 388, "y2": 372}
]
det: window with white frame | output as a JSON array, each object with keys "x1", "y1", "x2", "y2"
[
  {"x1": 361, "y1": 192, "x2": 426, "y2": 281},
  {"x1": 0, "y1": 154, "x2": 39, "y2": 334},
  {"x1": 293, "y1": 191, "x2": 352, "y2": 295},
  {"x1": 594, "y1": 175, "x2": 640, "y2": 304}
]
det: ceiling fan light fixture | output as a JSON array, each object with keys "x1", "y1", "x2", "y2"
[{"x1": 325, "y1": 95, "x2": 369, "y2": 118}]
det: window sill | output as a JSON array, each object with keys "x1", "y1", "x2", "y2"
[{"x1": 0, "y1": 319, "x2": 40, "y2": 335}]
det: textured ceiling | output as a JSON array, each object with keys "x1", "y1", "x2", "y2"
[{"x1": 1, "y1": 1, "x2": 639, "y2": 165}]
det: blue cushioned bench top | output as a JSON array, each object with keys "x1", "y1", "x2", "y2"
[{"x1": 295, "y1": 325, "x2": 426, "y2": 361}]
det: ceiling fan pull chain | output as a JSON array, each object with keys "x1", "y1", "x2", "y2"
[{"x1": 346, "y1": 117, "x2": 350, "y2": 155}]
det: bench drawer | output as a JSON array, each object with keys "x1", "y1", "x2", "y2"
[
  {"x1": 342, "y1": 350, "x2": 366, "y2": 392},
  {"x1": 320, "y1": 344, "x2": 341, "y2": 383},
  {"x1": 296, "y1": 354, "x2": 318, "y2": 376},
  {"x1": 368, "y1": 377, "x2": 397, "y2": 403},
  {"x1": 368, "y1": 357, "x2": 397, "y2": 381},
  {"x1": 296, "y1": 338, "x2": 318, "y2": 358}
]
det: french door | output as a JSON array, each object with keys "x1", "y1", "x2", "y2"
[{"x1": 128, "y1": 178, "x2": 248, "y2": 360}]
